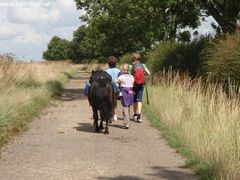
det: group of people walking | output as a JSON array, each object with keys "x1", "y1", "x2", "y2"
[{"x1": 85, "y1": 52, "x2": 151, "y2": 129}]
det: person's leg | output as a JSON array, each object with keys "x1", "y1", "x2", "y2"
[
  {"x1": 136, "y1": 86, "x2": 144, "y2": 122},
  {"x1": 133, "y1": 103, "x2": 137, "y2": 114},
  {"x1": 112, "y1": 83, "x2": 119, "y2": 122},
  {"x1": 113, "y1": 99, "x2": 118, "y2": 121},
  {"x1": 123, "y1": 106, "x2": 130, "y2": 128},
  {"x1": 136, "y1": 102, "x2": 142, "y2": 114},
  {"x1": 133, "y1": 86, "x2": 138, "y2": 121}
]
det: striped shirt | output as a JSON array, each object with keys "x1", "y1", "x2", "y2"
[{"x1": 118, "y1": 73, "x2": 134, "y2": 88}]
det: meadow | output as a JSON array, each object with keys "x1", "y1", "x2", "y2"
[{"x1": 144, "y1": 72, "x2": 240, "y2": 179}]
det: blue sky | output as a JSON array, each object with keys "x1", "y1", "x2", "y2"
[{"x1": 0, "y1": 0, "x2": 215, "y2": 60}]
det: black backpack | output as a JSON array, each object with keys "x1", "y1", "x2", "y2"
[{"x1": 90, "y1": 70, "x2": 112, "y2": 83}]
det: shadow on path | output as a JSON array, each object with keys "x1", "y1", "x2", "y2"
[
  {"x1": 60, "y1": 88, "x2": 86, "y2": 101},
  {"x1": 60, "y1": 72, "x2": 89, "y2": 101},
  {"x1": 73, "y1": 123, "x2": 94, "y2": 133},
  {"x1": 97, "y1": 166, "x2": 195, "y2": 180},
  {"x1": 70, "y1": 76, "x2": 90, "y2": 81},
  {"x1": 109, "y1": 124, "x2": 125, "y2": 129},
  {"x1": 97, "y1": 176, "x2": 142, "y2": 180},
  {"x1": 146, "y1": 166, "x2": 195, "y2": 180}
]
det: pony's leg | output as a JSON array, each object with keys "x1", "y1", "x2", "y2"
[
  {"x1": 105, "y1": 119, "x2": 109, "y2": 134},
  {"x1": 99, "y1": 112, "x2": 104, "y2": 130},
  {"x1": 93, "y1": 108, "x2": 99, "y2": 132}
]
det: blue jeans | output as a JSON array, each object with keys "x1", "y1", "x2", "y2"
[{"x1": 133, "y1": 84, "x2": 144, "y2": 103}]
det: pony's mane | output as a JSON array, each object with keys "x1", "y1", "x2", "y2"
[{"x1": 90, "y1": 69, "x2": 112, "y2": 82}]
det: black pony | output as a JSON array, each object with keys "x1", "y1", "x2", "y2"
[{"x1": 88, "y1": 70, "x2": 114, "y2": 134}]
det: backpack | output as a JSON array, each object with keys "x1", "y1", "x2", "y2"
[
  {"x1": 90, "y1": 70, "x2": 112, "y2": 83},
  {"x1": 133, "y1": 63, "x2": 145, "y2": 85}
]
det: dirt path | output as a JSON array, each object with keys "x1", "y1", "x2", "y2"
[{"x1": 0, "y1": 72, "x2": 197, "y2": 180}]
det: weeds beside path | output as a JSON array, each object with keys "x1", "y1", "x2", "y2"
[
  {"x1": 0, "y1": 61, "x2": 75, "y2": 149},
  {"x1": 0, "y1": 71, "x2": 197, "y2": 180}
]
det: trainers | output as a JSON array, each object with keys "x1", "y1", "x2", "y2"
[
  {"x1": 113, "y1": 114, "x2": 118, "y2": 121},
  {"x1": 133, "y1": 115, "x2": 138, "y2": 122},
  {"x1": 109, "y1": 118, "x2": 113, "y2": 124},
  {"x1": 137, "y1": 119, "x2": 142, "y2": 123},
  {"x1": 124, "y1": 124, "x2": 130, "y2": 129}
]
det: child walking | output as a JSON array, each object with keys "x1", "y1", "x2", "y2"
[{"x1": 116, "y1": 64, "x2": 134, "y2": 129}]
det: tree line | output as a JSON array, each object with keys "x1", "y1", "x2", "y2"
[{"x1": 43, "y1": 0, "x2": 240, "y2": 63}]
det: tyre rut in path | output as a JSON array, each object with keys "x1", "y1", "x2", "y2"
[{"x1": 0, "y1": 71, "x2": 197, "y2": 180}]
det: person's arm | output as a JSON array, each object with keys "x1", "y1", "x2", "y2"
[
  {"x1": 143, "y1": 64, "x2": 151, "y2": 75},
  {"x1": 84, "y1": 80, "x2": 91, "y2": 96},
  {"x1": 112, "y1": 81, "x2": 120, "y2": 92},
  {"x1": 115, "y1": 78, "x2": 120, "y2": 84},
  {"x1": 116, "y1": 75, "x2": 123, "y2": 84},
  {"x1": 129, "y1": 65, "x2": 133, "y2": 74}
]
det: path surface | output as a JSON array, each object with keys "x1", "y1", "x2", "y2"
[{"x1": 0, "y1": 72, "x2": 197, "y2": 180}]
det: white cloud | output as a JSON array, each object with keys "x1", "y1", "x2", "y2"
[
  {"x1": 0, "y1": 0, "x2": 84, "y2": 60},
  {"x1": 58, "y1": 0, "x2": 76, "y2": 9},
  {"x1": 14, "y1": 31, "x2": 50, "y2": 44},
  {"x1": 0, "y1": 25, "x2": 21, "y2": 40},
  {"x1": 6, "y1": 0, "x2": 82, "y2": 26},
  {"x1": 7, "y1": 6, "x2": 61, "y2": 25}
]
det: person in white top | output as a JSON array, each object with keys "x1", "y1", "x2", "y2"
[{"x1": 116, "y1": 64, "x2": 134, "y2": 129}]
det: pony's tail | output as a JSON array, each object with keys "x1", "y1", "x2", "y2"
[
  {"x1": 100, "y1": 100, "x2": 113, "y2": 121},
  {"x1": 97, "y1": 82, "x2": 114, "y2": 121}
]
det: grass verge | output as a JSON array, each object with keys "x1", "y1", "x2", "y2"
[
  {"x1": 143, "y1": 105, "x2": 213, "y2": 179},
  {"x1": 0, "y1": 61, "x2": 76, "y2": 153}
]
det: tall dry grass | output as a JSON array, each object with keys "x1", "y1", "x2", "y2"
[
  {"x1": 76, "y1": 63, "x2": 108, "y2": 72},
  {"x1": 0, "y1": 60, "x2": 75, "y2": 147},
  {"x1": 147, "y1": 72, "x2": 240, "y2": 179},
  {"x1": 0, "y1": 60, "x2": 74, "y2": 86}
]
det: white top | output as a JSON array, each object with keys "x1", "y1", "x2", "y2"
[{"x1": 118, "y1": 73, "x2": 134, "y2": 88}]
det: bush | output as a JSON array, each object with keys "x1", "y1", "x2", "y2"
[
  {"x1": 45, "y1": 80, "x2": 64, "y2": 97},
  {"x1": 147, "y1": 37, "x2": 210, "y2": 78},
  {"x1": 202, "y1": 31, "x2": 240, "y2": 87},
  {"x1": 119, "y1": 53, "x2": 132, "y2": 64}
]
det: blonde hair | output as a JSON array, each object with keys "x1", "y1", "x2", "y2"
[
  {"x1": 132, "y1": 52, "x2": 141, "y2": 62},
  {"x1": 121, "y1": 63, "x2": 129, "y2": 73}
]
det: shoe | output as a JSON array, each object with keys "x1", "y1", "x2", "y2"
[
  {"x1": 113, "y1": 114, "x2": 118, "y2": 121},
  {"x1": 137, "y1": 119, "x2": 142, "y2": 123},
  {"x1": 125, "y1": 124, "x2": 130, "y2": 129},
  {"x1": 133, "y1": 115, "x2": 137, "y2": 122}
]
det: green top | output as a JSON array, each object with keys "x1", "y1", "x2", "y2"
[{"x1": 129, "y1": 63, "x2": 148, "y2": 74}]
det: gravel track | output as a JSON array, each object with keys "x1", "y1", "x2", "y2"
[{"x1": 0, "y1": 72, "x2": 197, "y2": 180}]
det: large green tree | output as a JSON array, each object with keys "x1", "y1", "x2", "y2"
[
  {"x1": 69, "y1": 25, "x2": 105, "y2": 62},
  {"x1": 44, "y1": 0, "x2": 240, "y2": 62},
  {"x1": 74, "y1": 0, "x2": 200, "y2": 57},
  {"x1": 43, "y1": 36, "x2": 70, "y2": 61}
]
